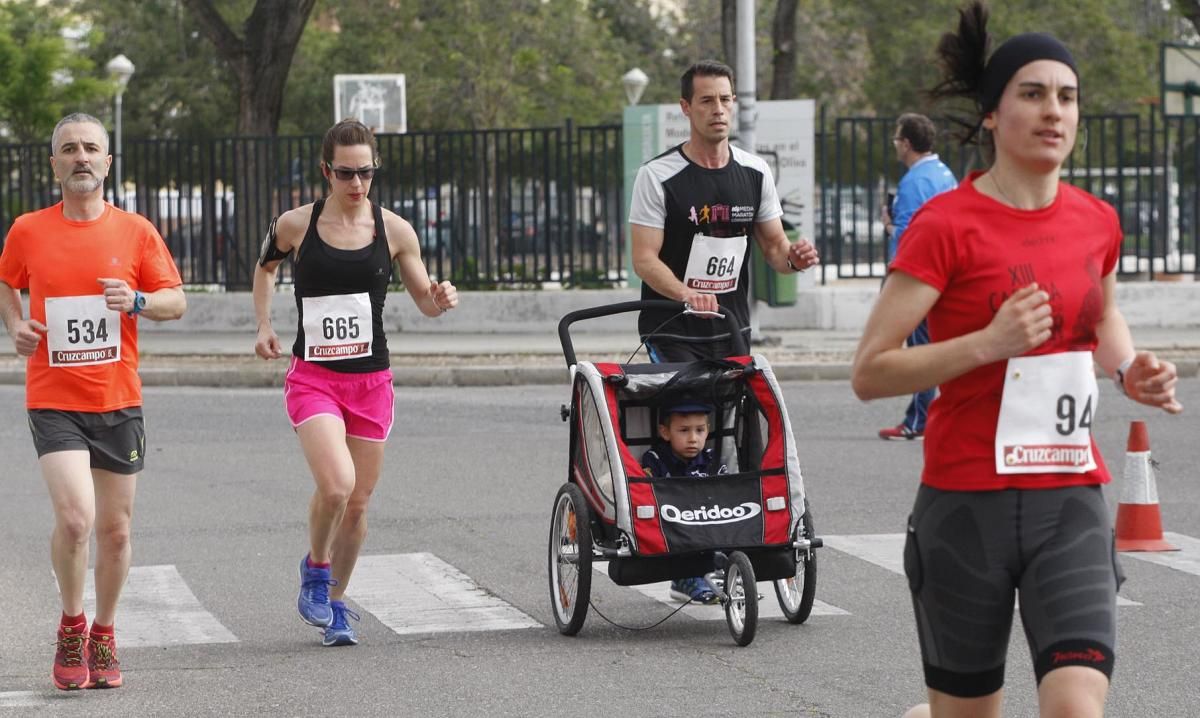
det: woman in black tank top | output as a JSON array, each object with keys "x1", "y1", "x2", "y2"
[
  {"x1": 289, "y1": 197, "x2": 393, "y2": 372},
  {"x1": 251, "y1": 119, "x2": 459, "y2": 647}
]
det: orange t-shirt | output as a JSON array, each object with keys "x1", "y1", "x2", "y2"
[{"x1": 0, "y1": 203, "x2": 182, "y2": 411}]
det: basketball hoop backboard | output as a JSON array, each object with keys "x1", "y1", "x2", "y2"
[
  {"x1": 333, "y1": 74, "x2": 407, "y2": 133},
  {"x1": 1162, "y1": 44, "x2": 1200, "y2": 117}
]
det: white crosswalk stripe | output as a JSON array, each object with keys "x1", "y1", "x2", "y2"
[
  {"x1": 45, "y1": 530, "x2": 1200, "y2": 655},
  {"x1": 0, "y1": 691, "x2": 46, "y2": 709},
  {"x1": 617, "y1": 577, "x2": 850, "y2": 619},
  {"x1": 823, "y1": 533, "x2": 907, "y2": 575},
  {"x1": 1122, "y1": 532, "x2": 1200, "y2": 577},
  {"x1": 350, "y1": 553, "x2": 541, "y2": 635},
  {"x1": 83, "y1": 565, "x2": 238, "y2": 647},
  {"x1": 823, "y1": 534, "x2": 1141, "y2": 607}
]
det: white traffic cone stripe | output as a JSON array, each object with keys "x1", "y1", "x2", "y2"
[{"x1": 1120, "y1": 451, "x2": 1158, "y2": 504}]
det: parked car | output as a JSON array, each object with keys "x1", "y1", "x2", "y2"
[
  {"x1": 818, "y1": 204, "x2": 875, "y2": 246},
  {"x1": 499, "y1": 211, "x2": 547, "y2": 254},
  {"x1": 393, "y1": 198, "x2": 451, "y2": 253},
  {"x1": 162, "y1": 213, "x2": 234, "y2": 264},
  {"x1": 498, "y1": 213, "x2": 608, "y2": 255}
]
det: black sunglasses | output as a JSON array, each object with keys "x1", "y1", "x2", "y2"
[{"x1": 330, "y1": 166, "x2": 377, "y2": 181}]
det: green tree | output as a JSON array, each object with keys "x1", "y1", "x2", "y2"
[
  {"x1": 75, "y1": 0, "x2": 238, "y2": 140},
  {"x1": 811, "y1": 0, "x2": 1183, "y2": 117},
  {"x1": 181, "y1": 0, "x2": 317, "y2": 135},
  {"x1": 0, "y1": 0, "x2": 110, "y2": 143},
  {"x1": 283, "y1": 0, "x2": 635, "y2": 133},
  {"x1": 588, "y1": 0, "x2": 694, "y2": 108}
]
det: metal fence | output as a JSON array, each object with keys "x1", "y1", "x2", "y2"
[
  {"x1": 817, "y1": 108, "x2": 1199, "y2": 281},
  {"x1": 1, "y1": 122, "x2": 624, "y2": 290},
  {"x1": 2, "y1": 110, "x2": 1195, "y2": 288}
]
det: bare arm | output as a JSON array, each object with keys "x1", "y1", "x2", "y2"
[
  {"x1": 97, "y1": 279, "x2": 186, "y2": 321},
  {"x1": 252, "y1": 262, "x2": 282, "y2": 359},
  {"x1": 387, "y1": 213, "x2": 457, "y2": 317},
  {"x1": 0, "y1": 280, "x2": 46, "y2": 357},
  {"x1": 1092, "y1": 271, "x2": 1135, "y2": 377},
  {"x1": 0, "y1": 280, "x2": 23, "y2": 334},
  {"x1": 753, "y1": 217, "x2": 819, "y2": 273},
  {"x1": 252, "y1": 209, "x2": 306, "y2": 359},
  {"x1": 139, "y1": 286, "x2": 186, "y2": 321},
  {"x1": 1093, "y1": 271, "x2": 1182, "y2": 413},
  {"x1": 850, "y1": 273, "x2": 1054, "y2": 400},
  {"x1": 630, "y1": 223, "x2": 718, "y2": 313}
]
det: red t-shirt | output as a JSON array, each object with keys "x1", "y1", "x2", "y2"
[
  {"x1": 891, "y1": 172, "x2": 1121, "y2": 491},
  {"x1": 0, "y1": 203, "x2": 182, "y2": 411}
]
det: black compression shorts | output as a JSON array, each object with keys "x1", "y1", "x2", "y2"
[{"x1": 903, "y1": 484, "x2": 1123, "y2": 698}]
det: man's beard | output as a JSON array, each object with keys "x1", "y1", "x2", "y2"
[{"x1": 62, "y1": 170, "x2": 103, "y2": 194}]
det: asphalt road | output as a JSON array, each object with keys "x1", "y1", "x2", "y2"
[{"x1": 1, "y1": 379, "x2": 1197, "y2": 717}]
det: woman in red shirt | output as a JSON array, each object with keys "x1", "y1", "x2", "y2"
[{"x1": 851, "y1": 3, "x2": 1182, "y2": 717}]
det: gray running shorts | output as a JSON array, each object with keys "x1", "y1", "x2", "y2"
[
  {"x1": 903, "y1": 484, "x2": 1123, "y2": 697},
  {"x1": 646, "y1": 337, "x2": 737, "y2": 363},
  {"x1": 27, "y1": 407, "x2": 146, "y2": 475}
]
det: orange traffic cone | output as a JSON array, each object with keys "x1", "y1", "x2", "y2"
[{"x1": 1114, "y1": 421, "x2": 1178, "y2": 552}]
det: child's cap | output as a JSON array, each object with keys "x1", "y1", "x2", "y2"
[{"x1": 664, "y1": 401, "x2": 713, "y2": 416}]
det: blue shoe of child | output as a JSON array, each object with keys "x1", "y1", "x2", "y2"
[
  {"x1": 669, "y1": 576, "x2": 719, "y2": 604},
  {"x1": 322, "y1": 600, "x2": 360, "y2": 647},
  {"x1": 297, "y1": 554, "x2": 336, "y2": 627}
]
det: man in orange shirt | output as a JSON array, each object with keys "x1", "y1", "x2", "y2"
[{"x1": 0, "y1": 113, "x2": 186, "y2": 691}]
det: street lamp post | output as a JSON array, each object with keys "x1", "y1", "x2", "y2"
[
  {"x1": 621, "y1": 68, "x2": 650, "y2": 286},
  {"x1": 105, "y1": 54, "x2": 135, "y2": 207},
  {"x1": 622, "y1": 68, "x2": 648, "y2": 106}
]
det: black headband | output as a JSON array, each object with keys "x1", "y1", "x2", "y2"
[{"x1": 979, "y1": 32, "x2": 1079, "y2": 113}]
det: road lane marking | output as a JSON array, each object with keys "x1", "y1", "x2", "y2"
[
  {"x1": 593, "y1": 567, "x2": 849, "y2": 619},
  {"x1": 1122, "y1": 532, "x2": 1200, "y2": 577},
  {"x1": 352, "y1": 553, "x2": 541, "y2": 635},
  {"x1": 823, "y1": 534, "x2": 906, "y2": 575},
  {"x1": 0, "y1": 691, "x2": 46, "y2": 709},
  {"x1": 823, "y1": 534, "x2": 1140, "y2": 607},
  {"x1": 83, "y1": 565, "x2": 238, "y2": 647}
]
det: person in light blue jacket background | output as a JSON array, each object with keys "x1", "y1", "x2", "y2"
[{"x1": 878, "y1": 113, "x2": 958, "y2": 441}]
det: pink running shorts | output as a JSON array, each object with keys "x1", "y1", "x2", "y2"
[{"x1": 284, "y1": 357, "x2": 395, "y2": 441}]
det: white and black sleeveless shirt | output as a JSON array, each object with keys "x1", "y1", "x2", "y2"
[{"x1": 628, "y1": 143, "x2": 782, "y2": 344}]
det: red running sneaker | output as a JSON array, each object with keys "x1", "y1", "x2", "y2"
[
  {"x1": 878, "y1": 424, "x2": 923, "y2": 441},
  {"x1": 52, "y1": 624, "x2": 89, "y2": 690},
  {"x1": 86, "y1": 633, "x2": 122, "y2": 688}
]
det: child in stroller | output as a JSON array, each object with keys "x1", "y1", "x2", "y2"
[
  {"x1": 550, "y1": 299, "x2": 822, "y2": 646},
  {"x1": 641, "y1": 400, "x2": 729, "y2": 604}
]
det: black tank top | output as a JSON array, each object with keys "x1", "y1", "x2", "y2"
[{"x1": 291, "y1": 198, "x2": 392, "y2": 372}]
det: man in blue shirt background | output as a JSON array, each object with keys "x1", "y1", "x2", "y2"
[{"x1": 878, "y1": 113, "x2": 957, "y2": 441}]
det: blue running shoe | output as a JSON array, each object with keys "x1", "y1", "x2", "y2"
[
  {"x1": 322, "y1": 600, "x2": 360, "y2": 647},
  {"x1": 298, "y1": 554, "x2": 336, "y2": 627},
  {"x1": 669, "y1": 576, "x2": 719, "y2": 604}
]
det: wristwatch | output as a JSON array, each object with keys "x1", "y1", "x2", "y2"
[
  {"x1": 128, "y1": 290, "x2": 147, "y2": 317},
  {"x1": 1113, "y1": 356, "x2": 1134, "y2": 396}
]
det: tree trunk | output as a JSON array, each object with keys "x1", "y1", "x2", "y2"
[
  {"x1": 770, "y1": 0, "x2": 799, "y2": 99},
  {"x1": 722, "y1": 0, "x2": 737, "y2": 74},
  {"x1": 181, "y1": 0, "x2": 316, "y2": 136},
  {"x1": 180, "y1": 0, "x2": 316, "y2": 288}
]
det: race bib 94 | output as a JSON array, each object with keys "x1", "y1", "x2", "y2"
[{"x1": 995, "y1": 351, "x2": 1098, "y2": 475}]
